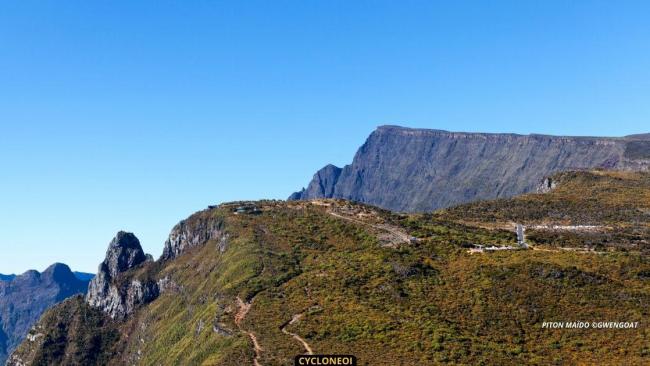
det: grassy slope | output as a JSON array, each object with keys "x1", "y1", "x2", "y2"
[{"x1": 11, "y1": 172, "x2": 650, "y2": 365}]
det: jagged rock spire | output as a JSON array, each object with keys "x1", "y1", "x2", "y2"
[
  {"x1": 102, "y1": 231, "x2": 146, "y2": 278},
  {"x1": 86, "y1": 231, "x2": 157, "y2": 320}
]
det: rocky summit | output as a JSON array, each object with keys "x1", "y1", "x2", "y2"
[
  {"x1": 0, "y1": 263, "x2": 90, "y2": 364},
  {"x1": 86, "y1": 231, "x2": 157, "y2": 320},
  {"x1": 102, "y1": 231, "x2": 147, "y2": 278},
  {"x1": 290, "y1": 125, "x2": 650, "y2": 212}
]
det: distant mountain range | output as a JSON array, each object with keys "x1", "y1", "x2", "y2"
[
  {"x1": 0, "y1": 264, "x2": 93, "y2": 364},
  {"x1": 290, "y1": 125, "x2": 650, "y2": 212},
  {"x1": 0, "y1": 274, "x2": 16, "y2": 281},
  {"x1": 1, "y1": 272, "x2": 92, "y2": 282},
  {"x1": 72, "y1": 271, "x2": 95, "y2": 281}
]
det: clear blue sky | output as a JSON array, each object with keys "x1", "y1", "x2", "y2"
[{"x1": 1, "y1": 1, "x2": 649, "y2": 274}]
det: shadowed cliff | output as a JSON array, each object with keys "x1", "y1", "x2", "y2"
[{"x1": 290, "y1": 125, "x2": 650, "y2": 212}]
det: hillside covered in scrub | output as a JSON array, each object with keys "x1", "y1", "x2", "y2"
[
  {"x1": 440, "y1": 170, "x2": 650, "y2": 252},
  {"x1": 9, "y1": 172, "x2": 650, "y2": 365}
]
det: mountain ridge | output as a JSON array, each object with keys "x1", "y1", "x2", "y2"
[
  {"x1": 290, "y1": 126, "x2": 650, "y2": 212},
  {"x1": 0, "y1": 274, "x2": 16, "y2": 281}
]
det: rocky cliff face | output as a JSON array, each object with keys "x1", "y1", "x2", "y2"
[
  {"x1": 102, "y1": 231, "x2": 147, "y2": 278},
  {"x1": 81, "y1": 213, "x2": 227, "y2": 321},
  {"x1": 289, "y1": 164, "x2": 342, "y2": 201},
  {"x1": 291, "y1": 125, "x2": 650, "y2": 212},
  {"x1": 86, "y1": 231, "x2": 158, "y2": 320},
  {"x1": 0, "y1": 263, "x2": 89, "y2": 364},
  {"x1": 161, "y1": 212, "x2": 226, "y2": 260}
]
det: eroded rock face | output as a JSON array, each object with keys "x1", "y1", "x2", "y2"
[
  {"x1": 161, "y1": 215, "x2": 226, "y2": 260},
  {"x1": 86, "y1": 231, "x2": 158, "y2": 320},
  {"x1": 289, "y1": 164, "x2": 342, "y2": 200},
  {"x1": 291, "y1": 125, "x2": 650, "y2": 212},
  {"x1": 103, "y1": 231, "x2": 147, "y2": 278}
]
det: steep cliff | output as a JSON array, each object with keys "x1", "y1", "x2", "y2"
[
  {"x1": 160, "y1": 210, "x2": 226, "y2": 261},
  {"x1": 0, "y1": 263, "x2": 90, "y2": 364},
  {"x1": 291, "y1": 125, "x2": 650, "y2": 212},
  {"x1": 86, "y1": 231, "x2": 158, "y2": 320}
]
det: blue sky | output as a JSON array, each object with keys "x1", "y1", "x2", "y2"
[{"x1": 1, "y1": 1, "x2": 649, "y2": 273}]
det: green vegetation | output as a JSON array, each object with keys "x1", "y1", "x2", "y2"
[
  {"x1": 441, "y1": 170, "x2": 650, "y2": 251},
  {"x1": 11, "y1": 171, "x2": 650, "y2": 365},
  {"x1": 11, "y1": 296, "x2": 120, "y2": 366}
]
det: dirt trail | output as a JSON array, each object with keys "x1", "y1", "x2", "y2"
[
  {"x1": 281, "y1": 314, "x2": 314, "y2": 355},
  {"x1": 328, "y1": 211, "x2": 411, "y2": 247},
  {"x1": 235, "y1": 297, "x2": 263, "y2": 366}
]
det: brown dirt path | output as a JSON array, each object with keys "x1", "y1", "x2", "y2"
[
  {"x1": 281, "y1": 314, "x2": 314, "y2": 355},
  {"x1": 235, "y1": 297, "x2": 263, "y2": 366}
]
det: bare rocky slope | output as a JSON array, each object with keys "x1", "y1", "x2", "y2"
[
  {"x1": 290, "y1": 125, "x2": 650, "y2": 212},
  {"x1": 0, "y1": 264, "x2": 90, "y2": 364}
]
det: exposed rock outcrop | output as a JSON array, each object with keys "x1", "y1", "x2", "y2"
[
  {"x1": 537, "y1": 177, "x2": 558, "y2": 193},
  {"x1": 291, "y1": 125, "x2": 650, "y2": 212},
  {"x1": 86, "y1": 231, "x2": 158, "y2": 320},
  {"x1": 0, "y1": 263, "x2": 90, "y2": 364},
  {"x1": 289, "y1": 164, "x2": 342, "y2": 200},
  {"x1": 102, "y1": 231, "x2": 147, "y2": 278},
  {"x1": 161, "y1": 214, "x2": 226, "y2": 260}
]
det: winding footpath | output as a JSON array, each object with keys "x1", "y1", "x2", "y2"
[
  {"x1": 281, "y1": 314, "x2": 314, "y2": 355},
  {"x1": 235, "y1": 297, "x2": 263, "y2": 366}
]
